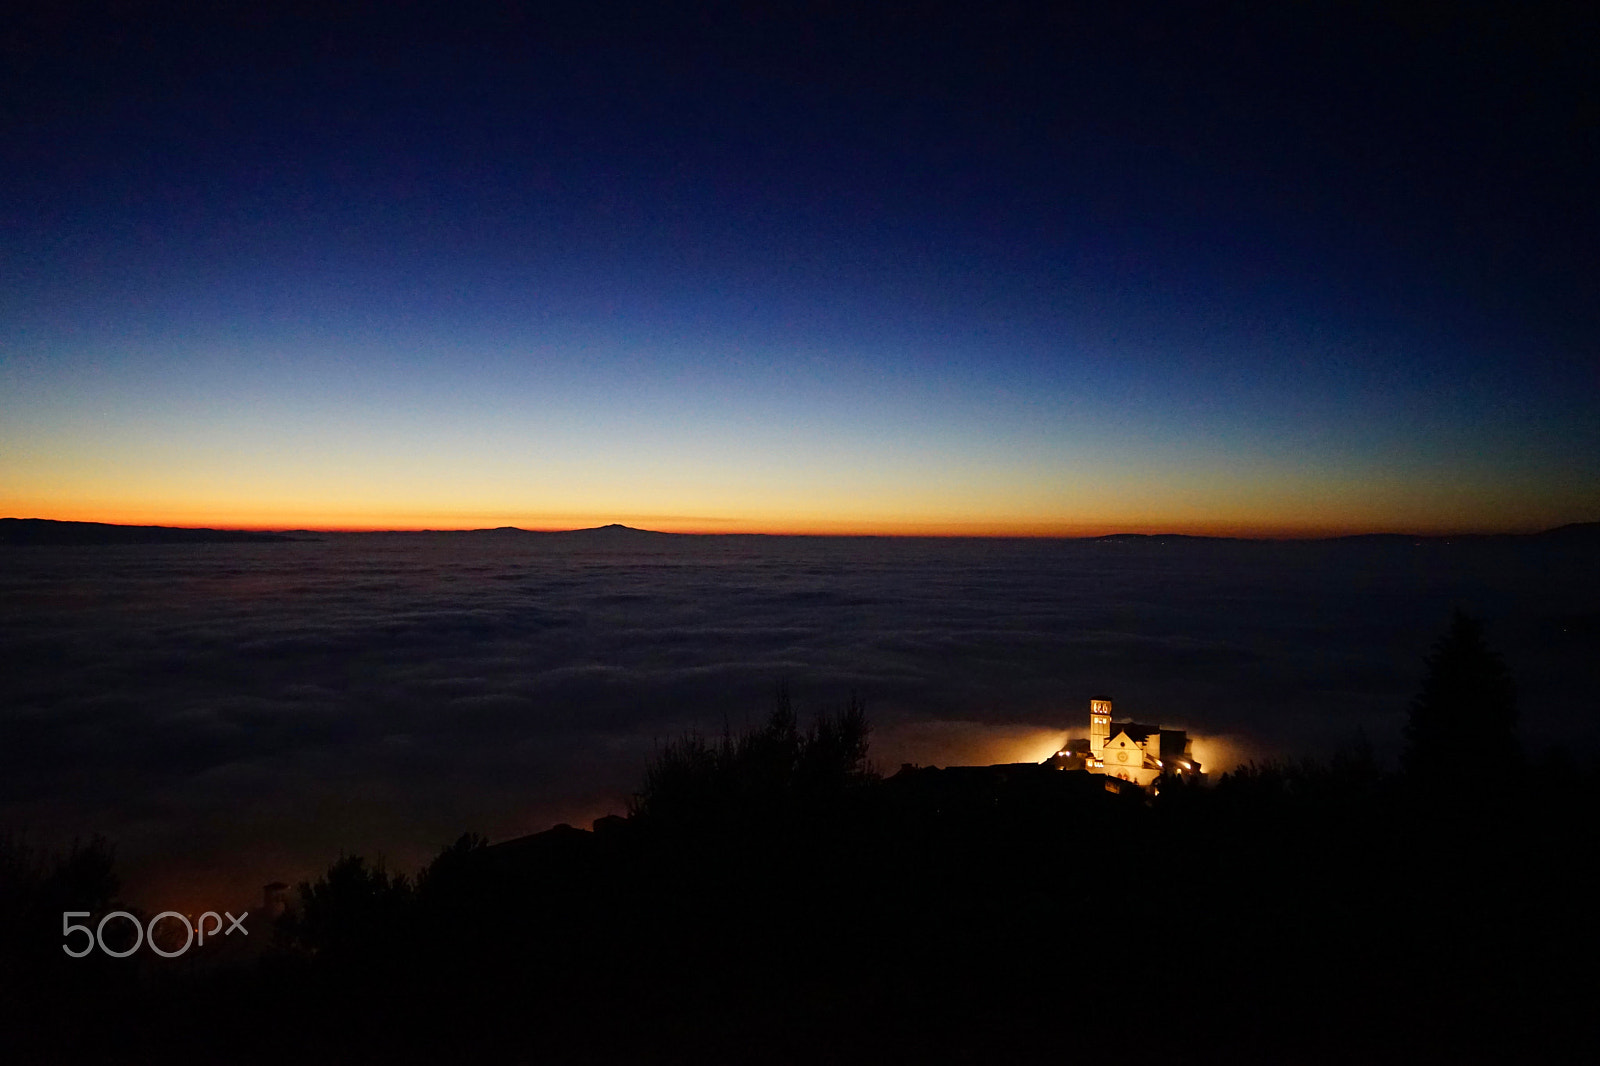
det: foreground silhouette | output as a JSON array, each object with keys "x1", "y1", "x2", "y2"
[
  {"x1": 6, "y1": 622, "x2": 1597, "y2": 1064},
  {"x1": 1403, "y1": 608, "x2": 1520, "y2": 781}
]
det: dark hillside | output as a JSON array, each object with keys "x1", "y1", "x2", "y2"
[
  {"x1": 10, "y1": 724, "x2": 1594, "y2": 1064},
  {"x1": 6, "y1": 622, "x2": 1595, "y2": 1064},
  {"x1": 0, "y1": 518, "x2": 293, "y2": 545}
]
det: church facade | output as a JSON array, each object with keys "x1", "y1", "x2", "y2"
[{"x1": 1045, "y1": 698, "x2": 1201, "y2": 786}]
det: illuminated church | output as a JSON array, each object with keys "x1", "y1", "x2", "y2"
[{"x1": 1044, "y1": 698, "x2": 1201, "y2": 786}]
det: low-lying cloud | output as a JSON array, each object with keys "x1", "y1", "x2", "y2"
[{"x1": 2, "y1": 532, "x2": 1595, "y2": 904}]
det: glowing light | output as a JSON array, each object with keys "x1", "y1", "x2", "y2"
[{"x1": 877, "y1": 722, "x2": 1069, "y2": 768}]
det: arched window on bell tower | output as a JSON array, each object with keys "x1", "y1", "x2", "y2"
[{"x1": 1089, "y1": 697, "x2": 1112, "y2": 753}]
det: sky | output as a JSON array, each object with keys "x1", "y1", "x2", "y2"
[{"x1": 3, "y1": 2, "x2": 1597, "y2": 535}]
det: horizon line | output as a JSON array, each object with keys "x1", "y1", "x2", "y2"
[{"x1": 5, "y1": 515, "x2": 1595, "y2": 542}]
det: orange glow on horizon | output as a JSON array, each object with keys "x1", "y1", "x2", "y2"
[{"x1": 0, "y1": 505, "x2": 1564, "y2": 540}]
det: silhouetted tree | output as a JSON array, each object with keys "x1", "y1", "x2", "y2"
[
  {"x1": 1402, "y1": 609, "x2": 1518, "y2": 782},
  {"x1": 283, "y1": 854, "x2": 412, "y2": 959},
  {"x1": 629, "y1": 687, "x2": 874, "y2": 822},
  {"x1": 1, "y1": 833, "x2": 121, "y2": 981},
  {"x1": 416, "y1": 832, "x2": 489, "y2": 899},
  {"x1": 798, "y1": 692, "x2": 872, "y2": 787}
]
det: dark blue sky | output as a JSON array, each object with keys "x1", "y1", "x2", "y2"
[{"x1": 3, "y1": 2, "x2": 1596, "y2": 532}]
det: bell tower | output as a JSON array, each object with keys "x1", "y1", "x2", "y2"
[{"x1": 1089, "y1": 697, "x2": 1112, "y2": 754}]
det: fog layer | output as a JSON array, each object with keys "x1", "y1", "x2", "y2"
[{"x1": 2, "y1": 531, "x2": 1594, "y2": 905}]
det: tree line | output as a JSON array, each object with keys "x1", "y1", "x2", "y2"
[{"x1": 4, "y1": 611, "x2": 1594, "y2": 1064}]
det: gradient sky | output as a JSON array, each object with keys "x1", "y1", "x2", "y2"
[{"x1": 3, "y1": 3, "x2": 1597, "y2": 535}]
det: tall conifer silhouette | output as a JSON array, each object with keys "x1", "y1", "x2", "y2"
[{"x1": 1402, "y1": 609, "x2": 1518, "y2": 780}]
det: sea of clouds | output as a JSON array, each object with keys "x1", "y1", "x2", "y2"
[{"x1": 2, "y1": 531, "x2": 1594, "y2": 905}]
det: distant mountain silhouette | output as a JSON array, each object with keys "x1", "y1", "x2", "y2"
[
  {"x1": 1095, "y1": 525, "x2": 1600, "y2": 545},
  {"x1": 1330, "y1": 524, "x2": 1600, "y2": 545},
  {"x1": 0, "y1": 519, "x2": 686, "y2": 544},
  {"x1": 557, "y1": 523, "x2": 675, "y2": 537},
  {"x1": 6, "y1": 517, "x2": 1593, "y2": 545},
  {"x1": 0, "y1": 518, "x2": 294, "y2": 545},
  {"x1": 447, "y1": 523, "x2": 675, "y2": 538},
  {"x1": 1092, "y1": 532, "x2": 1231, "y2": 543},
  {"x1": 1534, "y1": 521, "x2": 1600, "y2": 542}
]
